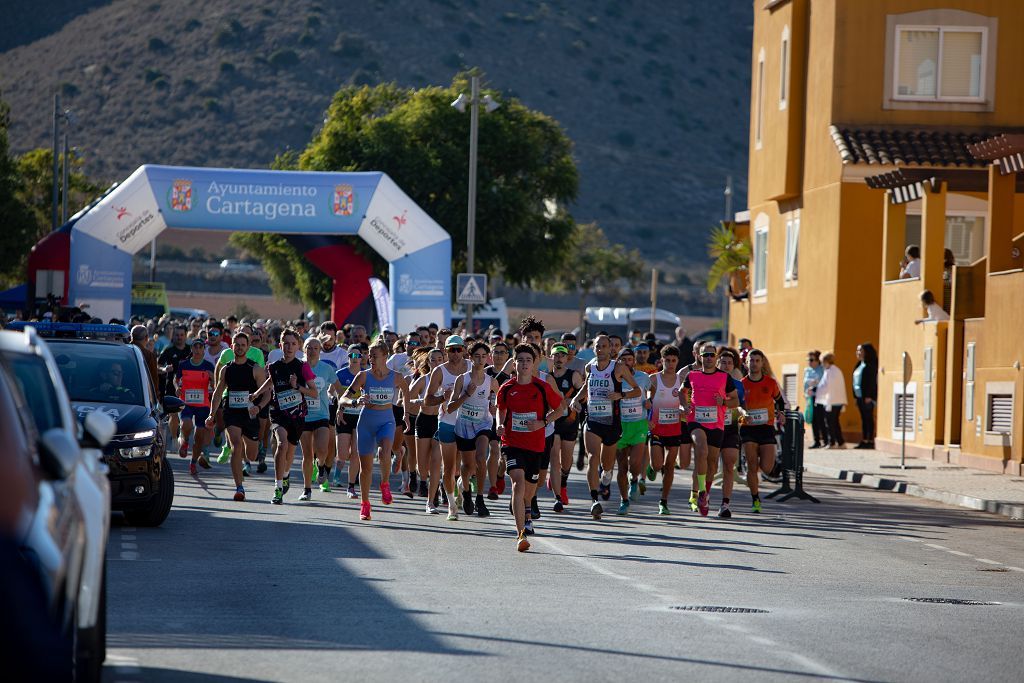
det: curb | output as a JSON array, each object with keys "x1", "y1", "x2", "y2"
[{"x1": 803, "y1": 462, "x2": 1024, "y2": 521}]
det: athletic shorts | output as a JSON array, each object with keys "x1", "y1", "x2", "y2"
[
  {"x1": 687, "y1": 422, "x2": 723, "y2": 449},
  {"x1": 554, "y1": 418, "x2": 578, "y2": 442},
  {"x1": 181, "y1": 405, "x2": 211, "y2": 424},
  {"x1": 403, "y1": 412, "x2": 418, "y2": 437},
  {"x1": 415, "y1": 412, "x2": 439, "y2": 439},
  {"x1": 258, "y1": 401, "x2": 270, "y2": 420},
  {"x1": 335, "y1": 412, "x2": 360, "y2": 435},
  {"x1": 721, "y1": 427, "x2": 741, "y2": 451},
  {"x1": 679, "y1": 420, "x2": 691, "y2": 441},
  {"x1": 356, "y1": 408, "x2": 396, "y2": 456},
  {"x1": 617, "y1": 420, "x2": 649, "y2": 449},
  {"x1": 328, "y1": 400, "x2": 338, "y2": 425},
  {"x1": 393, "y1": 404, "x2": 404, "y2": 424},
  {"x1": 650, "y1": 433, "x2": 683, "y2": 449},
  {"x1": 455, "y1": 433, "x2": 488, "y2": 453},
  {"x1": 741, "y1": 424, "x2": 777, "y2": 446},
  {"x1": 224, "y1": 408, "x2": 259, "y2": 442},
  {"x1": 586, "y1": 421, "x2": 622, "y2": 447},
  {"x1": 502, "y1": 445, "x2": 541, "y2": 484},
  {"x1": 434, "y1": 421, "x2": 457, "y2": 444},
  {"x1": 540, "y1": 433, "x2": 555, "y2": 470},
  {"x1": 273, "y1": 417, "x2": 304, "y2": 446},
  {"x1": 304, "y1": 419, "x2": 330, "y2": 432}
]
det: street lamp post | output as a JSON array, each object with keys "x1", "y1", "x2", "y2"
[
  {"x1": 51, "y1": 93, "x2": 60, "y2": 230},
  {"x1": 722, "y1": 175, "x2": 734, "y2": 343},
  {"x1": 451, "y1": 75, "x2": 498, "y2": 333}
]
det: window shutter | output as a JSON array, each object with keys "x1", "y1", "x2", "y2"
[
  {"x1": 894, "y1": 392, "x2": 916, "y2": 431},
  {"x1": 987, "y1": 395, "x2": 1013, "y2": 433},
  {"x1": 783, "y1": 373, "x2": 798, "y2": 408}
]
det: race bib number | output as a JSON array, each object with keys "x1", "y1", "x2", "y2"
[
  {"x1": 589, "y1": 400, "x2": 612, "y2": 418},
  {"x1": 622, "y1": 403, "x2": 643, "y2": 421},
  {"x1": 228, "y1": 391, "x2": 250, "y2": 409},
  {"x1": 695, "y1": 406, "x2": 717, "y2": 424},
  {"x1": 306, "y1": 396, "x2": 321, "y2": 411},
  {"x1": 277, "y1": 389, "x2": 301, "y2": 410},
  {"x1": 369, "y1": 388, "x2": 394, "y2": 405},
  {"x1": 658, "y1": 408, "x2": 679, "y2": 424},
  {"x1": 461, "y1": 405, "x2": 486, "y2": 423},
  {"x1": 512, "y1": 411, "x2": 537, "y2": 432},
  {"x1": 724, "y1": 410, "x2": 733, "y2": 427},
  {"x1": 747, "y1": 408, "x2": 769, "y2": 426},
  {"x1": 184, "y1": 389, "x2": 204, "y2": 405}
]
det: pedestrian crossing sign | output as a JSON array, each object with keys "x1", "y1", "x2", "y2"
[{"x1": 456, "y1": 273, "x2": 487, "y2": 304}]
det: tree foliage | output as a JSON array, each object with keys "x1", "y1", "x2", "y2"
[
  {"x1": 705, "y1": 221, "x2": 750, "y2": 293},
  {"x1": 0, "y1": 94, "x2": 38, "y2": 287},
  {"x1": 546, "y1": 222, "x2": 645, "y2": 318},
  {"x1": 15, "y1": 146, "x2": 103, "y2": 232}
]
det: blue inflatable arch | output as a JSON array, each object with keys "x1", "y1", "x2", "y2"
[{"x1": 68, "y1": 165, "x2": 452, "y2": 328}]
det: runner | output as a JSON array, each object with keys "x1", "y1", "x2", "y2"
[
  {"x1": 409, "y1": 348, "x2": 445, "y2": 512},
  {"x1": 682, "y1": 343, "x2": 739, "y2": 517},
  {"x1": 496, "y1": 344, "x2": 564, "y2": 552},
  {"x1": 634, "y1": 342, "x2": 658, "y2": 373},
  {"x1": 396, "y1": 334, "x2": 423, "y2": 497},
  {"x1": 614, "y1": 347, "x2": 650, "y2": 515},
  {"x1": 250, "y1": 326, "x2": 273, "y2": 472},
  {"x1": 215, "y1": 324, "x2": 266, "y2": 468},
  {"x1": 333, "y1": 345, "x2": 364, "y2": 499},
  {"x1": 447, "y1": 341, "x2": 500, "y2": 518},
  {"x1": 740, "y1": 349, "x2": 785, "y2": 514},
  {"x1": 254, "y1": 329, "x2": 318, "y2": 505},
  {"x1": 316, "y1": 321, "x2": 346, "y2": 491},
  {"x1": 205, "y1": 332, "x2": 267, "y2": 502},
  {"x1": 340, "y1": 339, "x2": 413, "y2": 520},
  {"x1": 297, "y1": 337, "x2": 336, "y2": 501},
  {"x1": 174, "y1": 338, "x2": 214, "y2": 475},
  {"x1": 548, "y1": 343, "x2": 583, "y2": 512},
  {"x1": 714, "y1": 347, "x2": 745, "y2": 519},
  {"x1": 387, "y1": 337, "x2": 417, "y2": 499},
  {"x1": 157, "y1": 324, "x2": 191, "y2": 444},
  {"x1": 569, "y1": 334, "x2": 641, "y2": 520},
  {"x1": 679, "y1": 340, "x2": 704, "y2": 510},
  {"x1": 423, "y1": 335, "x2": 470, "y2": 520},
  {"x1": 648, "y1": 344, "x2": 683, "y2": 515},
  {"x1": 484, "y1": 342, "x2": 512, "y2": 500}
]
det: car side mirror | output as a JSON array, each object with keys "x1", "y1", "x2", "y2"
[
  {"x1": 81, "y1": 410, "x2": 116, "y2": 449},
  {"x1": 39, "y1": 428, "x2": 79, "y2": 480},
  {"x1": 161, "y1": 395, "x2": 185, "y2": 415}
]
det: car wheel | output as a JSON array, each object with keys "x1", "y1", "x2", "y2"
[
  {"x1": 74, "y1": 564, "x2": 105, "y2": 682},
  {"x1": 124, "y1": 458, "x2": 174, "y2": 527}
]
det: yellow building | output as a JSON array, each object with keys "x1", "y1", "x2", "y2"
[{"x1": 729, "y1": 0, "x2": 1024, "y2": 474}]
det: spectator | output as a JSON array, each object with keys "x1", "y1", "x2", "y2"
[
  {"x1": 804, "y1": 350, "x2": 826, "y2": 448},
  {"x1": 814, "y1": 353, "x2": 847, "y2": 448},
  {"x1": 915, "y1": 290, "x2": 950, "y2": 324},
  {"x1": 738, "y1": 338, "x2": 753, "y2": 352},
  {"x1": 673, "y1": 326, "x2": 695, "y2": 366},
  {"x1": 852, "y1": 343, "x2": 878, "y2": 449},
  {"x1": 130, "y1": 324, "x2": 160, "y2": 392},
  {"x1": 899, "y1": 245, "x2": 921, "y2": 279}
]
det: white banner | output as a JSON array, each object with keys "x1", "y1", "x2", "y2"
[
  {"x1": 369, "y1": 277, "x2": 392, "y2": 330},
  {"x1": 357, "y1": 174, "x2": 449, "y2": 262},
  {"x1": 73, "y1": 166, "x2": 167, "y2": 254}
]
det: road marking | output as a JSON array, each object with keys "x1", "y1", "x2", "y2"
[
  {"x1": 1006, "y1": 566, "x2": 1024, "y2": 573},
  {"x1": 925, "y1": 543, "x2": 949, "y2": 550},
  {"x1": 976, "y1": 558, "x2": 1003, "y2": 565},
  {"x1": 121, "y1": 542, "x2": 138, "y2": 550},
  {"x1": 946, "y1": 550, "x2": 970, "y2": 557},
  {"x1": 120, "y1": 551, "x2": 139, "y2": 561},
  {"x1": 786, "y1": 652, "x2": 847, "y2": 681},
  {"x1": 748, "y1": 636, "x2": 776, "y2": 647},
  {"x1": 122, "y1": 534, "x2": 136, "y2": 541}
]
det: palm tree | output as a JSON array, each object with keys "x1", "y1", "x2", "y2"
[{"x1": 706, "y1": 221, "x2": 751, "y2": 299}]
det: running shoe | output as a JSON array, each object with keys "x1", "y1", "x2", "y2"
[
  {"x1": 646, "y1": 464, "x2": 657, "y2": 481},
  {"x1": 272, "y1": 487, "x2": 283, "y2": 505},
  {"x1": 315, "y1": 462, "x2": 327, "y2": 486},
  {"x1": 689, "y1": 493, "x2": 698, "y2": 512},
  {"x1": 524, "y1": 519, "x2": 535, "y2": 536},
  {"x1": 697, "y1": 491, "x2": 709, "y2": 517},
  {"x1": 233, "y1": 486, "x2": 245, "y2": 502},
  {"x1": 718, "y1": 502, "x2": 732, "y2": 519},
  {"x1": 198, "y1": 455, "x2": 211, "y2": 469},
  {"x1": 752, "y1": 498, "x2": 762, "y2": 514},
  {"x1": 560, "y1": 487, "x2": 569, "y2": 505},
  {"x1": 425, "y1": 502, "x2": 439, "y2": 514},
  {"x1": 599, "y1": 482, "x2": 611, "y2": 501},
  {"x1": 495, "y1": 479, "x2": 506, "y2": 495},
  {"x1": 590, "y1": 501, "x2": 603, "y2": 519},
  {"x1": 332, "y1": 466, "x2": 343, "y2": 486},
  {"x1": 517, "y1": 531, "x2": 531, "y2": 552},
  {"x1": 487, "y1": 486, "x2": 499, "y2": 501},
  {"x1": 461, "y1": 491, "x2": 475, "y2": 515},
  {"x1": 282, "y1": 477, "x2": 290, "y2": 495},
  {"x1": 381, "y1": 482, "x2": 393, "y2": 505},
  {"x1": 299, "y1": 489, "x2": 312, "y2": 502},
  {"x1": 638, "y1": 479, "x2": 647, "y2": 496},
  {"x1": 391, "y1": 453, "x2": 401, "y2": 475},
  {"x1": 320, "y1": 478, "x2": 331, "y2": 493},
  {"x1": 530, "y1": 496, "x2": 541, "y2": 520},
  {"x1": 178, "y1": 441, "x2": 188, "y2": 459},
  {"x1": 419, "y1": 480, "x2": 429, "y2": 498},
  {"x1": 447, "y1": 502, "x2": 458, "y2": 521},
  {"x1": 553, "y1": 499, "x2": 564, "y2": 513},
  {"x1": 217, "y1": 443, "x2": 231, "y2": 464},
  {"x1": 359, "y1": 501, "x2": 371, "y2": 520},
  {"x1": 658, "y1": 501, "x2": 670, "y2": 516},
  {"x1": 628, "y1": 480, "x2": 639, "y2": 502},
  {"x1": 401, "y1": 481, "x2": 414, "y2": 499},
  {"x1": 257, "y1": 451, "x2": 268, "y2": 474},
  {"x1": 347, "y1": 485, "x2": 358, "y2": 499},
  {"x1": 189, "y1": 462, "x2": 198, "y2": 476},
  {"x1": 242, "y1": 461, "x2": 251, "y2": 477},
  {"x1": 617, "y1": 500, "x2": 630, "y2": 515},
  {"x1": 476, "y1": 496, "x2": 490, "y2": 517}
]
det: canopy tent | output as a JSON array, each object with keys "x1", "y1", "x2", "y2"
[
  {"x1": 0, "y1": 283, "x2": 27, "y2": 311},
  {"x1": 68, "y1": 165, "x2": 451, "y2": 328}
]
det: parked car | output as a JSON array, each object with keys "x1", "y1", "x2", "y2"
[
  {"x1": 169, "y1": 307, "x2": 209, "y2": 320},
  {"x1": 7, "y1": 322, "x2": 183, "y2": 528},
  {"x1": 219, "y1": 259, "x2": 260, "y2": 272},
  {"x1": 0, "y1": 343, "x2": 116, "y2": 681},
  {"x1": 582, "y1": 306, "x2": 682, "y2": 343}
]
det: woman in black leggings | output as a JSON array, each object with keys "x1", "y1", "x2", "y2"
[{"x1": 852, "y1": 343, "x2": 878, "y2": 448}]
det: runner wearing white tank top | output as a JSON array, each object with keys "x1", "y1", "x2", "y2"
[
  {"x1": 446, "y1": 343, "x2": 500, "y2": 517},
  {"x1": 423, "y1": 335, "x2": 470, "y2": 520}
]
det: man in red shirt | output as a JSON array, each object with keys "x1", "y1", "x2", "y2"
[{"x1": 496, "y1": 344, "x2": 564, "y2": 552}]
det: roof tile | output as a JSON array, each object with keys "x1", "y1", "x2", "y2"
[{"x1": 829, "y1": 125, "x2": 992, "y2": 168}]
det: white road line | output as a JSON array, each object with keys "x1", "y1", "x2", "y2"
[
  {"x1": 121, "y1": 534, "x2": 136, "y2": 541},
  {"x1": 976, "y1": 558, "x2": 1003, "y2": 565},
  {"x1": 924, "y1": 543, "x2": 949, "y2": 550},
  {"x1": 786, "y1": 652, "x2": 848, "y2": 681},
  {"x1": 1006, "y1": 566, "x2": 1024, "y2": 573},
  {"x1": 748, "y1": 636, "x2": 777, "y2": 647},
  {"x1": 946, "y1": 550, "x2": 970, "y2": 557},
  {"x1": 121, "y1": 542, "x2": 138, "y2": 550},
  {"x1": 120, "y1": 551, "x2": 139, "y2": 561}
]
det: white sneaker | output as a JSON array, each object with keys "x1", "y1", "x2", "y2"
[{"x1": 425, "y1": 502, "x2": 439, "y2": 514}]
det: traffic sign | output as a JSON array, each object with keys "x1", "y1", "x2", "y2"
[{"x1": 456, "y1": 273, "x2": 487, "y2": 304}]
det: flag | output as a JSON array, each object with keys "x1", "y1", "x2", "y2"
[{"x1": 368, "y1": 277, "x2": 391, "y2": 331}]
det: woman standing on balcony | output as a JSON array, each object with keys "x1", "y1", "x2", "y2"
[
  {"x1": 814, "y1": 353, "x2": 847, "y2": 448},
  {"x1": 852, "y1": 344, "x2": 878, "y2": 450}
]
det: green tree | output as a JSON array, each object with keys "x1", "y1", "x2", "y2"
[
  {"x1": 240, "y1": 73, "x2": 579, "y2": 308},
  {"x1": 545, "y1": 222, "x2": 645, "y2": 330},
  {"x1": 705, "y1": 221, "x2": 751, "y2": 296},
  {"x1": 15, "y1": 146, "x2": 103, "y2": 232},
  {"x1": 0, "y1": 94, "x2": 38, "y2": 287}
]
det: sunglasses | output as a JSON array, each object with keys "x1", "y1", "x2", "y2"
[
  {"x1": 566, "y1": 344, "x2": 576, "y2": 350},
  {"x1": 448, "y1": 347, "x2": 464, "y2": 353},
  {"x1": 349, "y1": 353, "x2": 362, "y2": 359},
  {"x1": 208, "y1": 330, "x2": 222, "y2": 336},
  {"x1": 701, "y1": 352, "x2": 716, "y2": 358},
  {"x1": 407, "y1": 341, "x2": 420, "y2": 347}
]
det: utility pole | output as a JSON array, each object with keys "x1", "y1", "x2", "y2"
[
  {"x1": 61, "y1": 133, "x2": 70, "y2": 223},
  {"x1": 722, "y1": 175, "x2": 734, "y2": 343},
  {"x1": 51, "y1": 93, "x2": 60, "y2": 230},
  {"x1": 465, "y1": 75, "x2": 480, "y2": 332}
]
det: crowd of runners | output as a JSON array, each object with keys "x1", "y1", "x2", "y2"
[{"x1": 159, "y1": 316, "x2": 787, "y2": 553}]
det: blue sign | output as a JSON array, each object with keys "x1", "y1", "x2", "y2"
[{"x1": 456, "y1": 273, "x2": 487, "y2": 304}]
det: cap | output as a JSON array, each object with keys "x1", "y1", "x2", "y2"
[
  {"x1": 617, "y1": 347, "x2": 635, "y2": 358},
  {"x1": 382, "y1": 324, "x2": 394, "y2": 333},
  {"x1": 634, "y1": 343, "x2": 650, "y2": 351},
  {"x1": 552, "y1": 344, "x2": 570, "y2": 355},
  {"x1": 445, "y1": 335, "x2": 465, "y2": 348},
  {"x1": 190, "y1": 338, "x2": 205, "y2": 347}
]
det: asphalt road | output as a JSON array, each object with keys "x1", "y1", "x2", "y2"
[{"x1": 102, "y1": 455, "x2": 1024, "y2": 683}]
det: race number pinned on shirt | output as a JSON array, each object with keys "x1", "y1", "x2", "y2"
[
  {"x1": 589, "y1": 400, "x2": 612, "y2": 418},
  {"x1": 306, "y1": 396, "x2": 321, "y2": 410},
  {"x1": 658, "y1": 408, "x2": 679, "y2": 424},
  {"x1": 277, "y1": 389, "x2": 302, "y2": 411},
  {"x1": 462, "y1": 405, "x2": 486, "y2": 423},
  {"x1": 746, "y1": 408, "x2": 769, "y2": 425},
  {"x1": 228, "y1": 391, "x2": 251, "y2": 409},
  {"x1": 695, "y1": 406, "x2": 717, "y2": 424},
  {"x1": 622, "y1": 404, "x2": 643, "y2": 421},
  {"x1": 184, "y1": 389, "x2": 204, "y2": 405},
  {"x1": 511, "y1": 411, "x2": 537, "y2": 432},
  {"x1": 369, "y1": 388, "x2": 394, "y2": 405}
]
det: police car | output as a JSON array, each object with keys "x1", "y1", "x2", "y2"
[{"x1": 8, "y1": 322, "x2": 184, "y2": 527}]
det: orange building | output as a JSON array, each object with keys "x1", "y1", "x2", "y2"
[{"x1": 729, "y1": 0, "x2": 1023, "y2": 474}]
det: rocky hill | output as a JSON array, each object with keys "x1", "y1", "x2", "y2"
[{"x1": 0, "y1": 0, "x2": 751, "y2": 278}]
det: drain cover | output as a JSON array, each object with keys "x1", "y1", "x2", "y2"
[
  {"x1": 670, "y1": 606, "x2": 769, "y2": 613},
  {"x1": 903, "y1": 598, "x2": 997, "y2": 605}
]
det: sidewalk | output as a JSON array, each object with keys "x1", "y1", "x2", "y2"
[{"x1": 801, "y1": 445, "x2": 1024, "y2": 520}]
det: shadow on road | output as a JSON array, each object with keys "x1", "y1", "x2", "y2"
[{"x1": 104, "y1": 666, "x2": 272, "y2": 682}]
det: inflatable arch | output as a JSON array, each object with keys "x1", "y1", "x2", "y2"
[{"x1": 67, "y1": 165, "x2": 451, "y2": 328}]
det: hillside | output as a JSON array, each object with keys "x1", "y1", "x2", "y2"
[{"x1": 0, "y1": 0, "x2": 752, "y2": 288}]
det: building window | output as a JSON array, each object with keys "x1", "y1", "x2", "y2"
[
  {"x1": 753, "y1": 224, "x2": 769, "y2": 297},
  {"x1": 755, "y1": 48, "x2": 765, "y2": 148},
  {"x1": 894, "y1": 26, "x2": 986, "y2": 102},
  {"x1": 779, "y1": 26, "x2": 790, "y2": 110},
  {"x1": 782, "y1": 373, "x2": 798, "y2": 409},
  {"x1": 893, "y1": 386, "x2": 916, "y2": 434},
  {"x1": 904, "y1": 213, "x2": 986, "y2": 265},
  {"x1": 784, "y1": 218, "x2": 799, "y2": 284}
]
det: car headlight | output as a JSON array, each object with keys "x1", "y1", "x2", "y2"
[{"x1": 119, "y1": 444, "x2": 153, "y2": 458}]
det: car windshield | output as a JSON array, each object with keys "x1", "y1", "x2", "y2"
[
  {"x1": 0, "y1": 352, "x2": 63, "y2": 432},
  {"x1": 47, "y1": 341, "x2": 144, "y2": 405}
]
